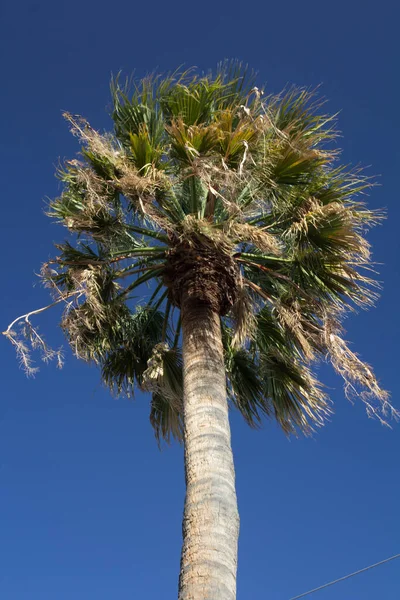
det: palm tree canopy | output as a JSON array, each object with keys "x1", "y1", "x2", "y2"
[{"x1": 6, "y1": 62, "x2": 397, "y2": 440}]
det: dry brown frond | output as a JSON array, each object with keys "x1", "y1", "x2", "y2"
[
  {"x1": 63, "y1": 113, "x2": 169, "y2": 229},
  {"x1": 73, "y1": 267, "x2": 105, "y2": 322},
  {"x1": 67, "y1": 266, "x2": 122, "y2": 329},
  {"x1": 141, "y1": 342, "x2": 182, "y2": 409},
  {"x1": 3, "y1": 329, "x2": 40, "y2": 376},
  {"x1": 274, "y1": 301, "x2": 316, "y2": 361},
  {"x1": 60, "y1": 304, "x2": 97, "y2": 361},
  {"x1": 286, "y1": 200, "x2": 372, "y2": 262},
  {"x1": 285, "y1": 197, "x2": 323, "y2": 237},
  {"x1": 63, "y1": 113, "x2": 122, "y2": 165},
  {"x1": 2, "y1": 298, "x2": 70, "y2": 375},
  {"x1": 230, "y1": 277, "x2": 257, "y2": 348},
  {"x1": 178, "y1": 216, "x2": 233, "y2": 254},
  {"x1": 118, "y1": 171, "x2": 160, "y2": 200},
  {"x1": 323, "y1": 317, "x2": 399, "y2": 425},
  {"x1": 76, "y1": 166, "x2": 109, "y2": 202},
  {"x1": 227, "y1": 221, "x2": 281, "y2": 254},
  {"x1": 294, "y1": 369, "x2": 332, "y2": 432}
]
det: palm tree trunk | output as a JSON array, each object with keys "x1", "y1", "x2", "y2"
[{"x1": 178, "y1": 292, "x2": 240, "y2": 600}]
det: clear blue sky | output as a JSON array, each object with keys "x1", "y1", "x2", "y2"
[{"x1": 1, "y1": 1, "x2": 399, "y2": 598}]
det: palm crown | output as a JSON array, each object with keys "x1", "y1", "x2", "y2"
[{"x1": 8, "y1": 62, "x2": 396, "y2": 441}]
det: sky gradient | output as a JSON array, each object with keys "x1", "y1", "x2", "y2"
[{"x1": 1, "y1": 0, "x2": 399, "y2": 598}]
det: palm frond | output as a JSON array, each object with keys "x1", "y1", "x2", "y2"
[
  {"x1": 225, "y1": 345, "x2": 266, "y2": 427},
  {"x1": 150, "y1": 392, "x2": 184, "y2": 444},
  {"x1": 101, "y1": 306, "x2": 165, "y2": 394},
  {"x1": 260, "y1": 350, "x2": 331, "y2": 435},
  {"x1": 143, "y1": 344, "x2": 184, "y2": 443}
]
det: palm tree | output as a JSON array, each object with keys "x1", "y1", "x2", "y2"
[{"x1": 4, "y1": 62, "x2": 397, "y2": 600}]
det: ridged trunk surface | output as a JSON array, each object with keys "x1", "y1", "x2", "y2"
[{"x1": 178, "y1": 292, "x2": 240, "y2": 600}]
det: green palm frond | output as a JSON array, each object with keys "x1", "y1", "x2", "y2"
[
  {"x1": 225, "y1": 345, "x2": 266, "y2": 427},
  {"x1": 150, "y1": 392, "x2": 184, "y2": 445},
  {"x1": 160, "y1": 77, "x2": 222, "y2": 126},
  {"x1": 145, "y1": 345, "x2": 184, "y2": 443},
  {"x1": 259, "y1": 350, "x2": 330, "y2": 435},
  {"x1": 129, "y1": 127, "x2": 163, "y2": 172},
  {"x1": 101, "y1": 306, "x2": 165, "y2": 393},
  {"x1": 111, "y1": 74, "x2": 165, "y2": 149}
]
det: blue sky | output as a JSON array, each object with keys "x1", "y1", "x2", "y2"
[{"x1": 1, "y1": 0, "x2": 399, "y2": 598}]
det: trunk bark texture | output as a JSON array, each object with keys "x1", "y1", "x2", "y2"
[{"x1": 178, "y1": 293, "x2": 240, "y2": 600}]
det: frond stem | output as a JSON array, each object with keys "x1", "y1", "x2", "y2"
[
  {"x1": 243, "y1": 278, "x2": 271, "y2": 302},
  {"x1": 126, "y1": 224, "x2": 169, "y2": 243},
  {"x1": 109, "y1": 247, "x2": 167, "y2": 258},
  {"x1": 148, "y1": 280, "x2": 164, "y2": 306},
  {"x1": 173, "y1": 315, "x2": 182, "y2": 348},
  {"x1": 152, "y1": 288, "x2": 169, "y2": 312},
  {"x1": 117, "y1": 266, "x2": 165, "y2": 299},
  {"x1": 238, "y1": 257, "x2": 312, "y2": 299},
  {"x1": 162, "y1": 299, "x2": 172, "y2": 342},
  {"x1": 2, "y1": 291, "x2": 81, "y2": 335}
]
